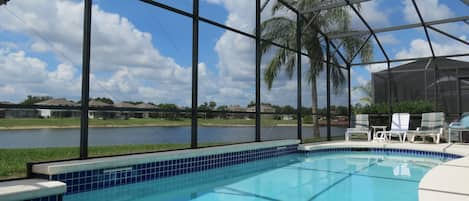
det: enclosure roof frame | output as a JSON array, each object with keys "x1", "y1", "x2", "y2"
[{"x1": 280, "y1": 0, "x2": 469, "y2": 66}]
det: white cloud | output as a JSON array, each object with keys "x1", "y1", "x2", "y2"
[
  {"x1": 214, "y1": 32, "x2": 255, "y2": 81},
  {"x1": 401, "y1": 0, "x2": 469, "y2": 36},
  {"x1": 207, "y1": 0, "x2": 256, "y2": 81},
  {"x1": 48, "y1": 63, "x2": 76, "y2": 82},
  {"x1": 353, "y1": 0, "x2": 391, "y2": 29},
  {"x1": 397, "y1": 0, "x2": 468, "y2": 61},
  {"x1": 0, "y1": 49, "x2": 48, "y2": 83},
  {"x1": 198, "y1": 0, "x2": 259, "y2": 105},
  {"x1": 205, "y1": 0, "x2": 254, "y2": 33},
  {"x1": 378, "y1": 34, "x2": 399, "y2": 45},
  {"x1": 402, "y1": 0, "x2": 453, "y2": 23},
  {"x1": 0, "y1": 0, "x2": 84, "y2": 65},
  {"x1": 0, "y1": 48, "x2": 81, "y2": 101},
  {"x1": 350, "y1": 69, "x2": 368, "y2": 105},
  {"x1": 204, "y1": 0, "x2": 327, "y2": 107},
  {"x1": 396, "y1": 38, "x2": 469, "y2": 59},
  {"x1": 365, "y1": 63, "x2": 387, "y2": 73}
]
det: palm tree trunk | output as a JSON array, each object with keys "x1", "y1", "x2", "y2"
[{"x1": 311, "y1": 77, "x2": 320, "y2": 138}]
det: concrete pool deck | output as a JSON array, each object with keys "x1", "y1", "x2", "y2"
[{"x1": 299, "y1": 141, "x2": 469, "y2": 201}]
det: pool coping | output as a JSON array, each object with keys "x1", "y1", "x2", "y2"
[
  {"x1": 33, "y1": 139, "x2": 300, "y2": 175},
  {"x1": 299, "y1": 141, "x2": 469, "y2": 201}
]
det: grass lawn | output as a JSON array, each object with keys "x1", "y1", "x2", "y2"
[{"x1": 0, "y1": 144, "x2": 194, "y2": 180}]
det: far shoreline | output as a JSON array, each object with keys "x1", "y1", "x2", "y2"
[{"x1": 0, "y1": 123, "x2": 341, "y2": 130}]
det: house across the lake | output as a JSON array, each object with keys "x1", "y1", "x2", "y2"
[
  {"x1": 0, "y1": 101, "x2": 39, "y2": 118},
  {"x1": 35, "y1": 98, "x2": 80, "y2": 118},
  {"x1": 88, "y1": 100, "x2": 115, "y2": 120},
  {"x1": 246, "y1": 104, "x2": 275, "y2": 113},
  {"x1": 135, "y1": 103, "x2": 159, "y2": 118},
  {"x1": 226, "y1": 105, "x2": 248, "y2": 119},
  {"x1": 113, "y1": 102, "x2": 138, "y2": 119}
]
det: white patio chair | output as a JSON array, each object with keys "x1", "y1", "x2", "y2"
[
  {"x1": 409, "y1": 112, "x2": 445, "y2": 144},
  {"x1": 374, "y1": 113, "x2": 410, "y2": 142},
  {"x1": 345, "y1": 114, "x2": 371, "y2": 141}
]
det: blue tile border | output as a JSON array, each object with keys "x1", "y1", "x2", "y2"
[
  {"x1": 300, "y1": 147, "x2": 462, "y2": 160},
  {"x1": 370, "y1": 148, "x2": 462, "y2": 159},
  {"x1": 37, "y1": 145, "x2": 298, "y2": 194},
  {"x1": 23, "y1": 194, "x2": 63, "y2": 201}
]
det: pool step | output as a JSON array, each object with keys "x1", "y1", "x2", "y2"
[{"x1": 0, "y1": 179, "x2": 65, "y2": 201}]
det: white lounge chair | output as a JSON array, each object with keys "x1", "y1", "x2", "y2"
[
  {"x1": 409, "y1": 112, "x2": 445, "y2": 144},
  {"x1": 345, "y1": 114, "x2": 371, "y2": 141},
  {"x1": 374, "y1": 113, "x2": 410, "y2": 142}
]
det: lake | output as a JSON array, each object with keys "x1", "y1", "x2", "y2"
[{"x1": 0, "y1": 126, "x2": 346, "y2": 148}]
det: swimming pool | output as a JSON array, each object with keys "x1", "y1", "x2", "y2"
[{"x1": 63, "y1": 151, "x2": 450, "y2": 201}]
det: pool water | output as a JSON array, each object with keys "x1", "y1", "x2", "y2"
[{"x1": 64, "y1": 152, "x2": 448, "y2": 201}]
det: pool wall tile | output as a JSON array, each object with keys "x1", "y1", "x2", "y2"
[
  {"x1": 23, "y1": 194, "x2": 63, "y2": 201},
  {"x1": 300, "y1": 147, "x2": 462, "y2": 160},
  {"x1": 38, "y1": 144, "x2": 297, "y2": 194}
]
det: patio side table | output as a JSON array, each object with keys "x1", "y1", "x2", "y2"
[{"x1": 371, "y1": 126, "x2": 387, "y2": 141}]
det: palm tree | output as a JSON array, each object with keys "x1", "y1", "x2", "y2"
[
  {"x1": 261, "y1": 0, "x2": 373, "y2": 139},
  {"x1": 353, "y1": 81, "x2": 373, "y2": 105}
]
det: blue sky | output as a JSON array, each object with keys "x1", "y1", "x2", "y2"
[{"x1": 0, "y1": 0, "x2": 467, "y2": 108}]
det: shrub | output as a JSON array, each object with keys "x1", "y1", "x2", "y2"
[{"x1": 353, "y1": 100, "x2": 434, "y2": 114}]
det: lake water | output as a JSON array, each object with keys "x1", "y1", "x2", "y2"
[{"x1": 0, "y1": 126, "x2": 346, "y2": 148}]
